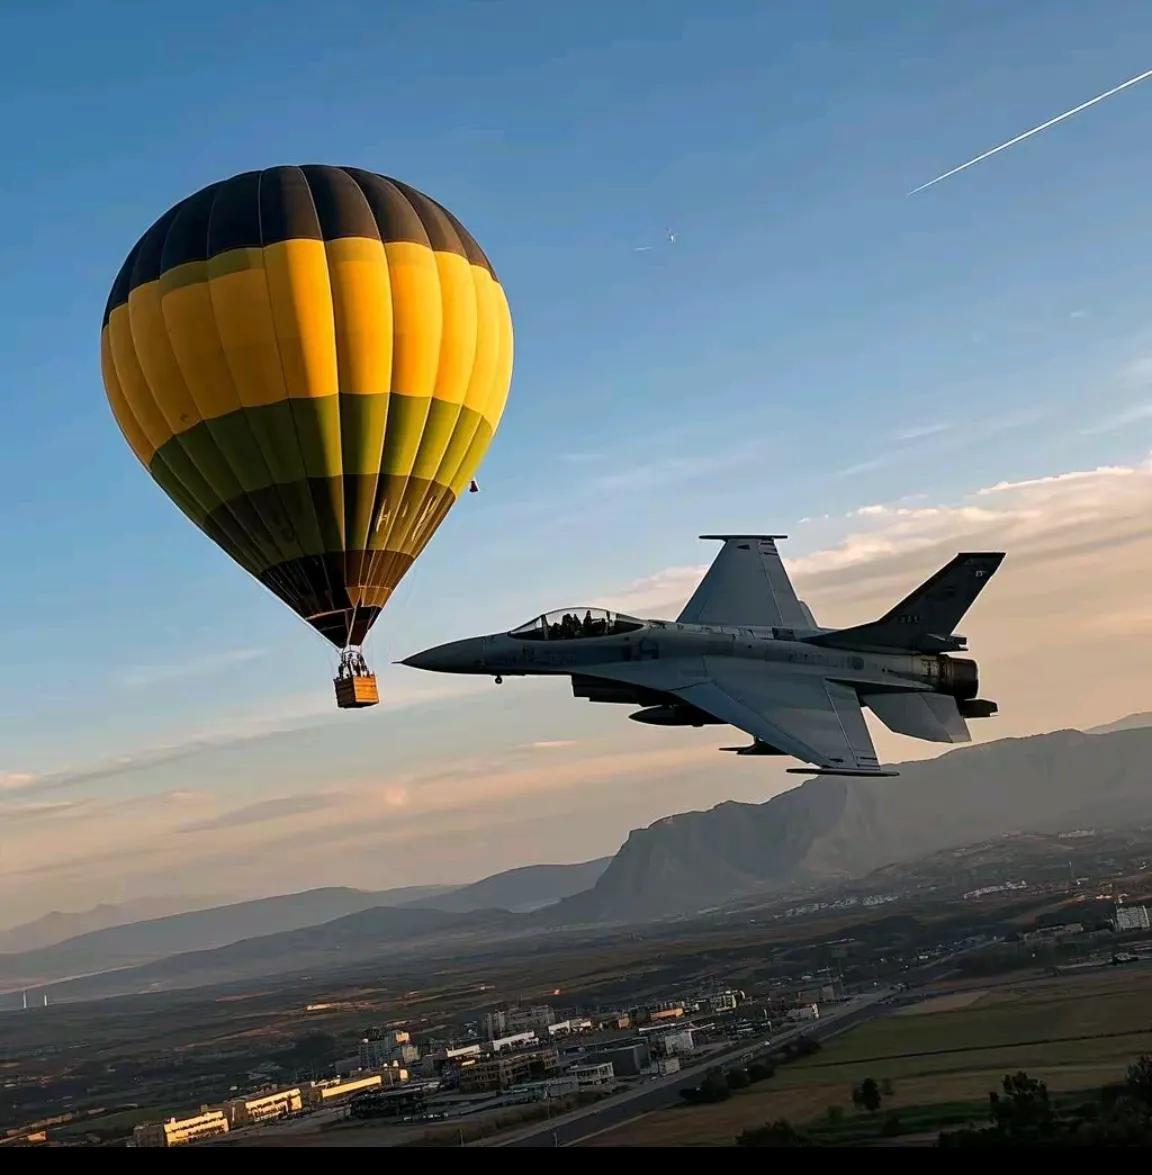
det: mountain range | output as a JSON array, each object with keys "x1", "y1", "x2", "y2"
[
  {"x1": 0, "y1": 859, "x2": 609, "y2": 992},
  {"x1": 0, "y1": 895, "x2": 228, "y2": 955},
  {"x1": 551, "y1": 725, "x2": 1152, "y2": 923},
  {"x1": 5, "y1": 716, "x2": 1152, "y2": 1003}
]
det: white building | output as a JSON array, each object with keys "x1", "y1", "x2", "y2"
[
  {"x1": 659, "y1": 1028, "x2": 697, "y2": 1057},
  {"x1": 1116, "y1": 905, "x2": 1151, "y2": 932},
  {"x1": 785, "y1": 1003, "x2": 820, "y2": 1022},
  {"x1": 491, "y1": 1031, "x2": 538, "y2": 1053},
  {"x1": 655, "y1": 1056, "x2": 681, "y2": 1076},
  {"x1": 570, "y1": 1062, "x2": 614, "y2": 1088},
  {"x1": 707, "y1": 991, "x2": 739, "y2": 1013},
  {"x1": 548, "y1": 1017, "x2": 593, "y2": 1037}
]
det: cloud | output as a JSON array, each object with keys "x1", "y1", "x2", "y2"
[
  {"x1": 519, "y1": 740, "x2": 580, "y2": 751},
  {"x1": 1081, "y1": 401, "x2": 1152, "y2": 436},
  {"x1": 0, "y1": 799, "x2": 80, "y2": 819},
  {"x1": 3, "y1": 675, "x2": 480, "y2": 802},
  {"x1": 1121, "y1": 356, "x2": 1152, "y2": 386},
  {"x1": 835, "y1": 455, "x2": 892, "y2": 478},
  {"x1": 604, "y1": 452, "x2": 1152, "y2": 624},
  {"x1": 180, "y1": 793, "x2": 342, "y2": 834},
  {"x1": 0, "y1": 772, "x2": 38, "y2": 792},
  {"x1": 890, "y1": 422, "x2": 952, "y2": 443},
  {"x1": 117, "y1": 647, "x2": 266, "y2": 688}
]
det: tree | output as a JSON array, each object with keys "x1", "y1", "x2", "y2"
[
  {"x1": 853, "y1": 1077, "x2": 882, "y2": 1115},
  {"x1": 748, "y1": 1061, "x2": 776, "y2": 1083},
  {"x1": 737, "y1": 1119, "x2": 816, "y2": 1147},
  {"x1": 1125, "y1": 1056, "x2": 1152, "y2": 1106},
  {"x1": 726, "y1": 1067, "x2": 751, "y2": 1090},
  {"x1": 681, "y1": 1069, "x2": 732, "y2": 1105},
  {"x1": 988, "y1": 1071, "x2": 1053, "y2": 1138}
]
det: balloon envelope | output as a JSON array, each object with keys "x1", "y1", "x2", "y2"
[{"x1": 101, "y1": 166, "x2": 513, "y2": 647}]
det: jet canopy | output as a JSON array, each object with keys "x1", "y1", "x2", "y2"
[{"x1": 510, "y1": 608, "x2": 644, "y2": 641}]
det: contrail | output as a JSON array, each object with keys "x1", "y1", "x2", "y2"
[{"x1": 909, "y1": 66, "x2": 1152, "y2": 195}]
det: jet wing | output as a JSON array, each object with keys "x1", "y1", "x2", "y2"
[
  {"x1": 670, "y1": 666, "x2": 889, "y2": 775},
  {"x1": 677, "y1": 536, "x2": 813, "y2": 629},
  {"x1": 581, "y1": 657, "x2": 892, "y2": 776}
]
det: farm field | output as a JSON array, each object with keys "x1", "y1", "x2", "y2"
[{"x1": 582, "y1": 967, "x2": 1152, "y2": 1146}]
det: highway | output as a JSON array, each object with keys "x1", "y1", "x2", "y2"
[{"x1": 483, "y1": 987, "x2": 895, "y2": 1148}]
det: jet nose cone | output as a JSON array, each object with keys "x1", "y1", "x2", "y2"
[
  {"x1": 399, "y1": 646, "x2": 443, "y2": 672},
  {"x1": 399, "y1": 638, "x2": 485, "y2": 674}
]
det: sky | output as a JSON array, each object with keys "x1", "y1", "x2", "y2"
[{"x1": 2, "y1": 0, "x2": 1152, "y2": 925}]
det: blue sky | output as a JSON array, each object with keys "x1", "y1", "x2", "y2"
[{"x1": 3, "y1": 0, "x2": 1152, "y2": 922}]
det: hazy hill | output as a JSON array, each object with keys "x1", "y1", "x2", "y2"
[
  {"x1": 0, "y1": 896, "x2": 226, "y2": 955},
  {"x1": 405, "y1": 858, "x2": 611, "y2": 913},
  {"x1": 1090, "y1": 711, "x2": 1152, "y2": 734},
  {"x1": 0, "y1": 885, "x2": 447, "y2": 990},
  {"x1": 40, "y1": 905, "x2": 513, "y2": 1002},
  {"x1": 550, "y1": 726, "x2": 1152, "y2": 923}
]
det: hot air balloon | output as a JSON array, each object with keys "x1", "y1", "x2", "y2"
[{"x1": 100, "y1": 166, "x2": 513, "y2": 708}]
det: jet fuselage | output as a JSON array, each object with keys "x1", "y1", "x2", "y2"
[{"x1": 403, "y1": 620, "x2": 979, "y2": 701}]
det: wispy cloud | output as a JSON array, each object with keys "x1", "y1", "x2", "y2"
[
  {"x1": 518, "y1": 740, "x2": 580, "y2": 751},
  {"x1": 1083, "y1": 400, "x2": 1152, "y2": 436},
  {"x1": 836, "y1": 455, "x2": 892, "y2": 478},
  {"x1": 117, "y1": 647, "x2": 266, "y2": 688},
  {"x1": 890, "y1": 422, "x2": 952, "y2": 443},
  {"x1": 4, "y1": 676, "x2": 480, "y2": 801},
  {"x1": 181, "y1": 793, "x2": 342, "y2": 834},
  {"x1": 0, "y1": 772, "x2": 38, "y2": 793}
]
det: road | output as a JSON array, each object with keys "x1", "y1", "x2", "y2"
[{"x1": 484, "y1": 987, "x2": 895, "y2": 1148}]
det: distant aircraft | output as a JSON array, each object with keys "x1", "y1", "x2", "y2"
[{"x1": 402, "y1": 537, "x2": 1004, "y2": 776}]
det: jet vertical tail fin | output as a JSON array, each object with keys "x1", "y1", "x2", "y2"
[{"x1": 808, "y1": 552, "x2": 1004, "y2": 653}]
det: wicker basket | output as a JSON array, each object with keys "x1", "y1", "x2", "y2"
[{"x1": 334, "y1": 674, "x2": 380, "y2": 709}]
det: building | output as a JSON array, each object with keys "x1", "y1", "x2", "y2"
[
  {"x1": 301, "y1": 1072, "x2": 403, "y2": 1109},
  {"x1": 491, "y1": 1031, "x2": 538, "y2": 1053},
  {"x1": 1115, "y1": 905, "x2": 1151, "y2": 932},
  {"x1": 457, "y1": 1047, "x2": 560, "y2": 1093},
  {"x1": 483, "y1": 1005, "x2": 556, "y2": 1039},
  {"x1": 548, "y1": 1017, "x2": 593, "y2": 1037},
  {"x1": 653, "y1": 1028, "x2": 696, "y2": 1057},
  {"x1": 785, "y1": 1004, "x2": 820, "y2": 1023},
  {"x1": 359, "y1": 1029, "x2": 415, "y2": 1069},
  {"x1": 705, "y1": 991, "x2": 739, "y2": 1013},
  {"x1": 132, "y1": 1110, "x2": 229, "y2": 1148},
  {"x1": 655, "y1": 1056, "x2": 681, "y2": 1076},
  {"x1": 569, "y1": 1062, "x2": 614, "y2": 1088},
  {"x1": 587, "y1": 1042, "x2": 650, "y2": 1077},
  {"x1": 224, "y1": 1088, "x2": 303, "y2": 1127}
]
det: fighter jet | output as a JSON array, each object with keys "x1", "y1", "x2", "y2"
[{"x1": 401, "y1": 537, "x2": 1004, "y2": 777}]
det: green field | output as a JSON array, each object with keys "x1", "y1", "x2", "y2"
[{"x1": 584, "y1": 967, "x2": 1152, "y2": 1147}]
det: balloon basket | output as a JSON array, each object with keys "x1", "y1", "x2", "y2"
[{"x1": 335, "y1": 673, "x2": 379, "y2": 709}]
